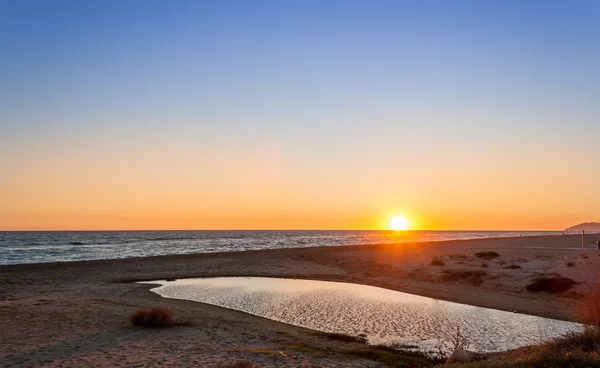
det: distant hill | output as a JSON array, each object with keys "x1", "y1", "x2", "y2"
[{"x1": 565, "y1": 222, "x2": 600, "y2": 232}]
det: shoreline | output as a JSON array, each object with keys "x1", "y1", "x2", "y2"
[
  {"x1": 2, "y1": 234, "x2": 600, "y2": 367},
  {"x1": 0, "y1": 232, "x2": 587, "y2": 268}
]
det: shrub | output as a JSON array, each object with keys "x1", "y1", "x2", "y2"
[
  {"x1": 566, "y1": 262, "x2": 575, "y2": 267},
  {"x1": 441, "y1": 270, "x2": 487, "y2": 286},
  {"x1": 222, "y1": 361, "x2": 255, "y2": 368},
  {"x1": 474, "y1": 251, "x2": 500, "y2": 260},
  {"x1": 503, "y1": 264, "x2": 521, "y2": 270},
  {"x1": 551, "y1": 328, "x2": 600, "y2": 352},
  {"x1": 431, "y1": 256, "x2": 445, "y2": 266},
  {"x1": 130, "y1": 306, "x2": 175, "y2": 327},
  {"x1": 526, "y1": 277, "x2": 577, "y2": 293}
]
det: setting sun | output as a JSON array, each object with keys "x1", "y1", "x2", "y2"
[{"x1": 390, "y1": 216, "x2": 410, "y2": 231}]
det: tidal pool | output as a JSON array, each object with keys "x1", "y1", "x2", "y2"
[{"x1": 141, "y1": 277, "x2": 582, "y2": 353}]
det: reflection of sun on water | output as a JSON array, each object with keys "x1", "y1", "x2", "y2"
[{"x1": 390, "y1": 216, "x2": 410, "y2": 231}]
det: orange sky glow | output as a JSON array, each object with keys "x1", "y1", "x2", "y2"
[{"x1": 1, "y1": 134, "x2": 595, "y2": 231}]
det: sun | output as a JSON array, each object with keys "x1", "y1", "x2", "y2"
[{"x1": 390, "y1": 216, "x2": 410, "y2": 231}]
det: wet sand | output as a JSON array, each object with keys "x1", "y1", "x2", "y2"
[{"x1": 1, "y1": 234, "x2": 600, "y2": 367}]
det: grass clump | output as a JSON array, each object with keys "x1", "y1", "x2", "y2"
[
  {"x1": 431, "y1": 256, "x2": 445, "y2": 266},
  {"x1": 526, "y1": 277, "x2": 577, "y2": 294},
  {"x1": 441, "y1": 270, "x2": 487, "y2": 286},
  {"x1": 474, "y1": 251, "x2": 500, "y2": 260},
  {"x1": 130, "y1": 306, "x2": 175, "y2": 327}
]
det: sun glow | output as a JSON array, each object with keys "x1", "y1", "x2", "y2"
[{"x1": 390, "y1": 216, "x2": 410, "y2": 231}]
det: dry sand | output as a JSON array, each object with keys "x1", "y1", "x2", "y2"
[{"x1": 1, "y1": 233, "x2": 600, "y2": 367}]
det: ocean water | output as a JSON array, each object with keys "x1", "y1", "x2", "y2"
[
  {"x1": 0, "y1": 230, "x2": 563, "y2": 265},
  {"x1": 143, "y1": 277, "x2": 582, "y2": 353}
]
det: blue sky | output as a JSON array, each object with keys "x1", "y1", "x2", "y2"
[{"x1": 1, "y1": 0, "x2": 599, "y2": 230}]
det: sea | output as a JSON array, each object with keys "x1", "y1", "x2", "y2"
[{"x1": 0, "y1": 230, "x2": 565, "y2": 265}]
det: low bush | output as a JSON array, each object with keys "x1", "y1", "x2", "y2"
[
  {"x1": 526, "y1": 277, "x2": 577, "y2": 294},
  {"x1": 431, "y1": 256, "x2": 445, "y2": 266},
  {"x1": 441, "y1": 270, "x2": 487, "y2": 286},
  {"x1": 474, "y1": 251, "x2": 500, "y2": 260},
  {"x1": 130, "y1": 306, "x2": 175, "y2": 327},
  {"x1": 551, "y1": 328, "x2": 600, "y2": 352}
]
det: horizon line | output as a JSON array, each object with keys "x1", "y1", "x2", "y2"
[{"x1": 0, "y1": 228, "x2": 573, "y2": 232}]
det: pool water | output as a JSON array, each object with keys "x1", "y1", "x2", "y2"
[{"x1": 141, "y1": 277, "x2": 582, "y2": 353}]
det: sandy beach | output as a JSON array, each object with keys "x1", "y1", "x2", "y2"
[{"x1": 2, "y1": 234, "x2": 600, "y2": 367}]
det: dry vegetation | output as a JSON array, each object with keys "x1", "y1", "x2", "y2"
[
  {"x1": 526, "y1": 277, "x2": 577, "y2": 294},
  {"x1": 441, "y1": 270, "x2": 487, "y2": 286},
  {"x1": 443, "y1": 283, "x2": 600, "y2": 367},
  {"x1": 130, "y1": 306, "x2": 175, "y2": 327},
  {"x1": 580, "y1": 284, "x2": 600, "y2": 327}
]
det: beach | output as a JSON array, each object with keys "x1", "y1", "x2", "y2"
[{"x1": 2, "y1": 234, "x2": 600, "y2": 367}]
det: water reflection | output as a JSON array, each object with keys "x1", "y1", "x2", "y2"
[{"x1": 141, "y1": 277, "x2": 582, "y2": 353}]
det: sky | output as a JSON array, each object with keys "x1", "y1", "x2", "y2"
[{"x1": 1, "y1": 0, "x2": 599, "y2": 231}]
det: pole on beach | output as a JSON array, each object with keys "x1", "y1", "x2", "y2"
[{"x1": 582, "y1": 230, "x2": 585, "y2": 249}]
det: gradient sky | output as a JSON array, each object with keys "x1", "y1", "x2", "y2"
[{"x1": 1, "y1": 0, "x2": 599, "y2": 230}]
